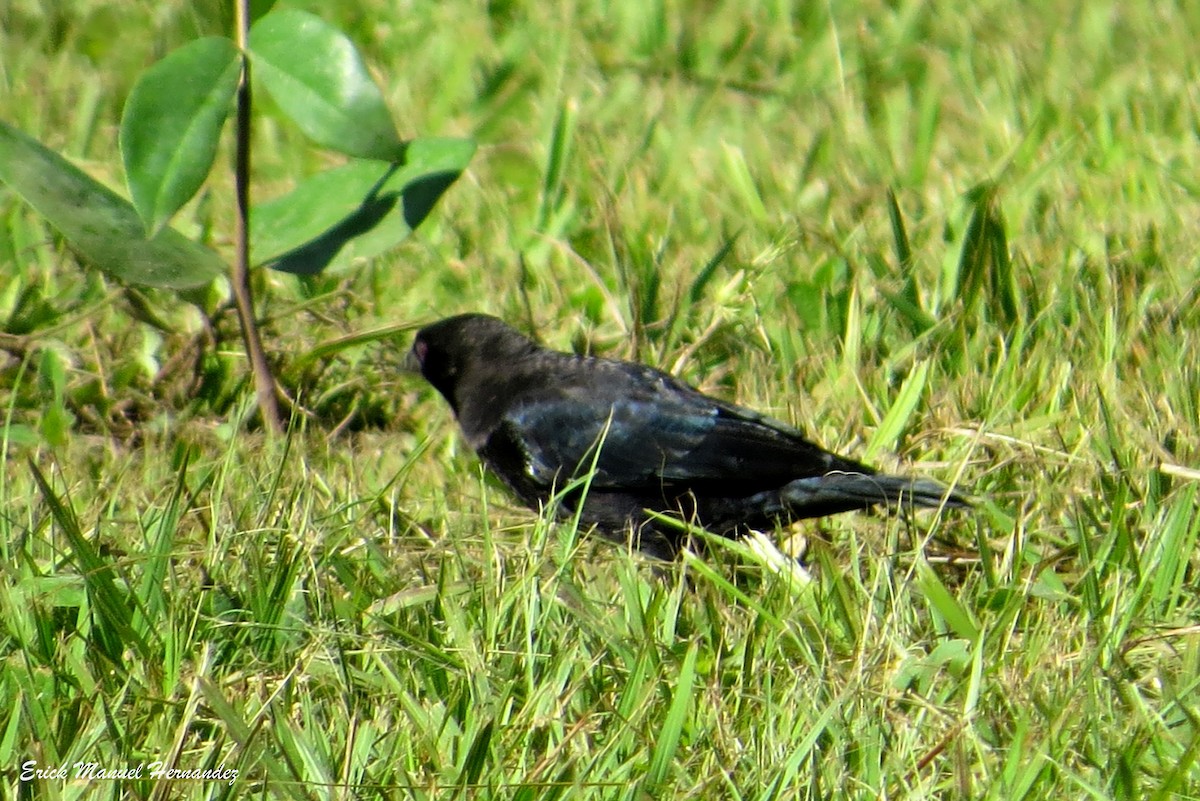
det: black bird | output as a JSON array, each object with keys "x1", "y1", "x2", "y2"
[{"x1": 409, "y1": 313, "x2": 969, "y2": 559}]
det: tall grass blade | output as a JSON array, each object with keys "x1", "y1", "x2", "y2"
[
  {"x1": 956, "y1": 182, "x2": 1019, "y2": 326},
  {"x1": 688, "y1": 234, "x2": 739, "y2": 304},
  {"x1": 536, "y1": 99, "x2": 576, "y2": 233},
  {"x1": 866, "y1": 359, "x2": 930, "y2": 458},
  {"x1": 884, "y1": 188, "x2": 937, "y2": 332},
  {"x1": 1148, "y1": 484, "x2": 1198, "y2": 612},
  {"x1": 454, "y1": 718, "x2": 495, "y2": 797},
  {"x1": 27, "y1": 459, "x2": 151, "y2": 667},
  {"x1": 198, "y1": 677, "x2": 301, "y2": 796},
  {"x1": 721, "y1": 142, "x2": 768, "y2": 222},
  {"x1": 1149, "y1": 722, "x2": 1200, "y2": 801},
  {"x1": 644, "y1": 640, "x2": 699, "y2": 788},
  {"x1": 133, "y1": 449, "x2": 191, "y2": 638},
  {"x1": 887, "y1": 187, "x2": 913, "y2": 269},
  {"x1": 758, "y1": 695, "x2": 840, "y2": 801},
  {"x1": 918, "y1": 560, "x2": 980, "y2": 642}
]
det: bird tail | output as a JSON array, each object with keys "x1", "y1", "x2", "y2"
[{"x1": 781, "y1": 472, "x2": 970, "y2": 518}]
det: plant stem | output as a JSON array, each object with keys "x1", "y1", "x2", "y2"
[{"x1": 231, "y1": 0, "x2": 283, "y2": 432}]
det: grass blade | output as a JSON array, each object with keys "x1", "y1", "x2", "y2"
[
  {"x1": 455, "y1": 718, "x2": 495, "y2": 797},
  {"x1": 1149, "y1": 484, "x2": 1199, "y2": 612},
  {"x1": 27, "y1": 458, "x2": 151, "y2": 667},
  {"x1": 887, "y1": 187, "x2": 913, "y2": 269},
  {"x1": 198, "y1": 676, "x2": 301, "y2": 797},
  {"x1": 956, "y1": 182, "x2": 1019, "y2": 326},
  {"x1": 688, "y1": 234, "x2": 739, "y2": 304},
  {"x1": 644, "y1": 640, "x2": 699, "y2": 789},
  {"x1": 866, "y1": 359, "x2": 930, "y2": 458},
  {"x1": 132, "y1": 449, "x2": 191, "y2": 639},
  {"x1": 918, "y1": 560, "x2": 980, "y2": 643},
  {"x1": 721, "y1": 142, "x2": 768, "y2": 222},
  {"x1": 536, "y1": 99, "x2": 576, "y2": 233}
]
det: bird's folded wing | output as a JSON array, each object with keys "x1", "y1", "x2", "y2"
[{"x1": 502, "y1": 395, "x2": 865, "y2": 491}]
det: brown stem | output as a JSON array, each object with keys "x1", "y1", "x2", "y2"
[{"x1": 231, "y1": 0, "x2": 282, "y2": 432}]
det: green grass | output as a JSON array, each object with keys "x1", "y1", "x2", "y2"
[{"x1": 3, "y1": 0, "x2": 1200, "y2": 798}]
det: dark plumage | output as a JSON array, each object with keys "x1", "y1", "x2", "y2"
[{"x1": 409, "y1": 313, "x2": 969, "y2": 558}]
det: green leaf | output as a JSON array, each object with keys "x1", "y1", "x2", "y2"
[
  {"x1": 761, "y1": 693, "x2": 842, "y2": 796},
  {"x1": 6, "y1": 283, "x2": 63, "y2": 334},
  {"x1": 249, "y1": 0, "x2": 277, "y2": 21},
  {"x1": 36, "y1": 345, "x2": 68, "y2": 399},
  {"x1": 252, "y1": 137, "x2": 475, "y2": 274},
  {"x1": 1149, "y1": 483, "x2": 1199, "y2": 610},
  {"x1": 0, "y1": 686, "x2": 23, "y2": 764},
  {"x1": 197, "y1": 677, "x2": 299, "y2": 791},
  {"x1": 132, "y1": 450, "x2": 189, "y2": 637},
  {"x1": 0, "y1": 121, "x2": 224, "y2": 289},
  {"x1": 120, "y1": 36, "x2": 240, "y2": 235},
  {"x1": 249, "y1": 9, "x2": 403, "y2": 160}
]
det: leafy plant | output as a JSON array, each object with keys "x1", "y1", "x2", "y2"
[{"x1": 0, "y1": 3, "x2": 475, "y2": 431}]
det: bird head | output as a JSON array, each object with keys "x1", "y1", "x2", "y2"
[{"x1": 408, "y1": 314, "x2": 539, "y2": 414}]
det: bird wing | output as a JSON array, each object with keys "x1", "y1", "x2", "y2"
[{"x1": 497, "y1": 375, "x2": 866, "y2": 492}]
